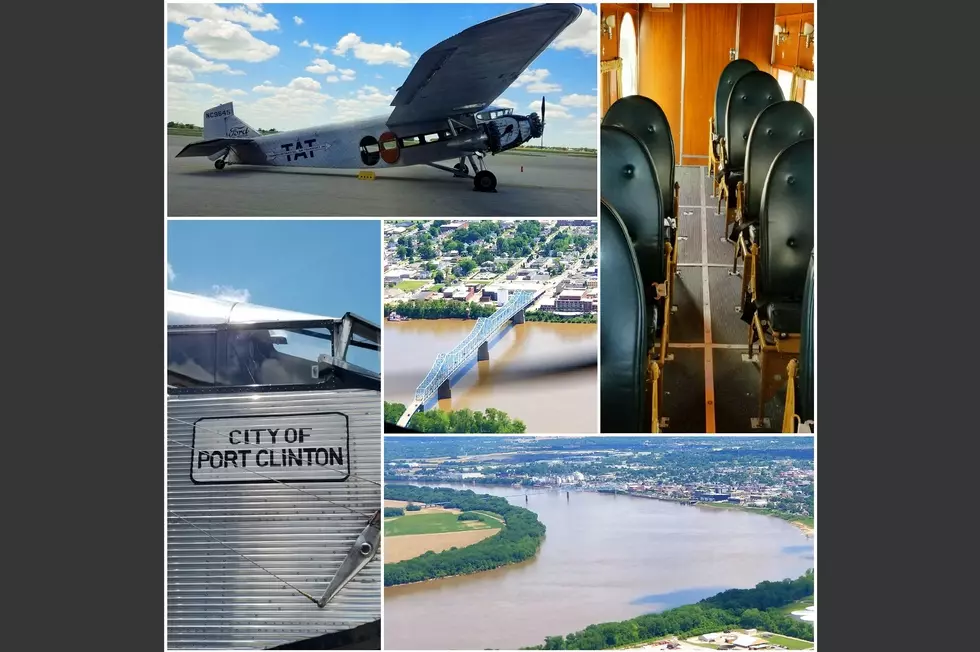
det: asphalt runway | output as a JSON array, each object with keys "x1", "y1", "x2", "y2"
[{"x1": 167, "y1": 136, "x2": 597, "y2": 217}]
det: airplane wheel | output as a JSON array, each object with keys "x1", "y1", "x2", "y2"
[
  {"x1": 214, "y1": 159, "x2": 226, "y2": 170},
  {"x1": 453, "y1": 163, "x2": 468, "y2": 175},
  {"x1": 474, "y1": 170, "x2": 497, "y2": 192}
]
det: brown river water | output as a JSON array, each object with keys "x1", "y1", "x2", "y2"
[
  {"x1": 383, "y1": 483, "x2": 813, "y2": 649},
  {"x1": 384, "y1": 320, "x2": 597, "y2": 433}
]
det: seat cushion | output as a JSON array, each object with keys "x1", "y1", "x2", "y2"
[{"x1": 765, "y1": 301, "x2": 802, "y2": 334}]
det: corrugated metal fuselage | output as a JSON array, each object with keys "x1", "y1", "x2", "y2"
[{"x1": 166, "y1": 389, "x2": 381, "y2": 649}]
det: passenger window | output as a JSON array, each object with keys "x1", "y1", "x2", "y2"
[
  {"x1": 220, "y1": 327, "x2": 332, "y2": 387},
  {"x1": 401, "y1": 136, "x2": 421, "y2": 147},
  {"x1": 359, "y1": 136, "x2": 380, "y2": 165},
  {"x1": 168, "y1": 331, "x2": 217, "y2": 387},
  {"x1": 802, "y1": 79, "x2": 816, "y2": 118},
  {"x1": 777, "y1": 69, "x2": 795, "y2": 103}
]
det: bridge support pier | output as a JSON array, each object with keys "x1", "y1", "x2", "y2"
[
  {"x1": 512, "y1": 309, "x2": 525, "y2": 325},
  {"x1": 438, "y1": 378, "x2": 452, "y2": 400},
  {"x1": 478, "y1": 341, "x2": 490, "y2": 361}
]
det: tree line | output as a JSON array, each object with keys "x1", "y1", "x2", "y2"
[
  {"x1": 386, "y1": 299, "x2": 593, "y2": 323},
  {"x1": 384, "y1": 507, "x2": 404, "y2": 517},
  {"x1": 524, "y1": 571, "x2": 814, "y2": 649},
  {"x1": 384, "y1": 402, "x2": 527, "y2": 433},
  {"x1": 383, "y1": 485, "x2": 546, "y2": 586}
]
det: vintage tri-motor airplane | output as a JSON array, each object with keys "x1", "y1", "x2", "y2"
[{"x1": 174, "y1": 3, "x2": 582, "y2": 192}]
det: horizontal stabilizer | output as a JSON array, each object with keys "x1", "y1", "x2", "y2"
[{"x1": 174, "y1": 138, "x2": 267, "y2": 165}]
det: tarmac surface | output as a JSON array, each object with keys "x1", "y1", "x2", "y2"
[{"x1": 167, "y1": 135, "x2": 597, "y2": 217}]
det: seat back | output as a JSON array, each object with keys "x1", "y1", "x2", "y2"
[
  {"x1": 745, "y1": 101, "x2": 814, "y2": 224},
  {"x1": 798, "y1": 251, "x2": 815, "y2": 423},
  {"x1": 725, "y1": 71, "x2": 784, "y2": 171},
  {"x1": 758, "y1": 138, "x2": 814, "y2": 303},
  {"x1": 714, "y1": 59, "x2": 758, "y2": 139},
  {"x1": 600, "y1": 200, "x2": 649, "y2": 433},
  {"x1": 600, "y1": 124, "x2": 666, "y2": 285},
  {"x1": 603, "y1": 95, "x2": 675, "y2": 219}
]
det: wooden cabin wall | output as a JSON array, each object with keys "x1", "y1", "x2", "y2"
[
  {"x1": 633, "y1": 4, "x2": 777, "y2": 166},
  {"x1": 600, "y1": 4, "x2": 640, "y2": 115},
  {"x1": 774, "y1": 4, "x2": 815, "y2": 73}
]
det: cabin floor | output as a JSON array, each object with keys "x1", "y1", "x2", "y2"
[{"x1": 661, "y1": 165, "x2": 784, "y2": 433}]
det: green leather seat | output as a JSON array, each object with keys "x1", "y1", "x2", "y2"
[{"x1": 600, "y1": 200, "x2": 650, "y2": 433}]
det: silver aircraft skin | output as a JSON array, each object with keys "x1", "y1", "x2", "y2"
[
  {"x1": 167, "y1": 291, "x2": 381, "y2": 649},
  {"x1": 174, "y1": 3, "x2": 583, "y2": 192}
]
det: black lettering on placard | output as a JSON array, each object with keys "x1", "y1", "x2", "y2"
[
  {"x1": 228, "y1": 126, "x2": 250, "y2": 137},
  {"x1": 190, "y1": 414, "x2": 350, "y2": 484},
  {"x1": 206, "y1": 109, "x2": 232, "y2": 119}
]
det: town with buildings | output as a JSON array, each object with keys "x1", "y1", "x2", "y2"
[
  {"x1": 383, "y1": 437, "x2": 814, "y2": 525},
  {"x1": 383, "y1": 219, "x2": 598, "y2": 320}
]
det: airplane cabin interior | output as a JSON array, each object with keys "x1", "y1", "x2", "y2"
[{"x1": 599, "y1": 3, "x2": 815, "y2": 434}]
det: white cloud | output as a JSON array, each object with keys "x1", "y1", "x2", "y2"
[
  {"x1": 306, "y1": 58, "x2": 337, "y2": 74},
  {"x1": 168, "y1": 80, "x2": 250, "y2": 125},
  {"x1": 211, "y1": 285, "x2": 251, "y2": 303},
  {"x1": 326, "y1": 75, "x2": 340, "y2": 83},
  {"x1": 183, "y1": 19, "x2": 280, "y2": 62},
  {"x1": 339, "y1": 68, "x2": 356, "y2": 81},
  {"x1": 167, "y1": 45, "x2": 245, "y2": 82},
  {"x1": 245, "y1": 4, "x2": 262, "y2": 12},
  {"x1": 561, "y1": 94, "x2": 597, "y2": 108},
  {"x1": 168, "y1": 64, "x2": 195, "y2": 83},
  {"x1": 167, "y1": 3, "x2": 279, "y2": 32},
  {"x1": 511, "y1": 68, "x2": 562, "y2": 94},
  {"x1": 333, "y1": 33, "x2": 411, "y2": 66},
  {"x1": 551, "y1": 7, "x2": 599, "y2": 55},
  {"x1": 493, "y1": 97, "x2": 517, "y2": 110},
  {"x1": 167, "y1": 263, "x2": 176, "y2": 282},
  {"x1": 313, "y1": 43, "x2": 327, "y2": 54},
  {"x1": 293, "y1": 15, "x2": 303, "y2": 25},
  {"x1": 528, "y1": 100, "x2": 571, "y2": 119},
  {"x1": 241, "y1": 77, "x2": 333, "y2": 127},
  {"x1": 298, "y1": 39, "x2": 310, "y2": 47},
  {"x1": 333, "y1": 85, "x2": 396, "y2": 120}
]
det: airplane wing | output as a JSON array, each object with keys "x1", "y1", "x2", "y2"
[
  {"x1": 174, "y1": 137, "x2": 268, "y2": 164},
  {"x1": 386, "y1": 3, "x2": 582, "y2": 127}
]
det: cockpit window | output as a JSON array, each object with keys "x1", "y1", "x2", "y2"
[{"x1": 168, "y1": 326, "x2": 333, "y2": 389}]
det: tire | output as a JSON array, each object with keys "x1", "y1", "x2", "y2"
[
  {"x1": 473, "y1": 170, "x2": 497, "y2": 192},
  {"x1": 214, "y1": 159, "x2": 226, "y2": 170}
]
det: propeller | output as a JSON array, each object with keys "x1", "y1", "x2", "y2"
[{"x1": 541, "y1": 95, "x2": 546, "y2": 126}]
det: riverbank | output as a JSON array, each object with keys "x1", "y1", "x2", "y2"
[
  {"x1": 521, "y1": 573, "x2": 815, "y2": 650},
  {"x1": 384, "y1": 299, "x2": 595, "y2": 323},
  {"x1": 696, "y1": 501, "x2": 814, "y2": 537},
  {"x1": 383, "y1": 485, "x2": 545, "y2": 587}
]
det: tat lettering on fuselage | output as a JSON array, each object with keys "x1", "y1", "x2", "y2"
[{"x1": 279, "y1": 138, "x2": 319, "y2": 162}]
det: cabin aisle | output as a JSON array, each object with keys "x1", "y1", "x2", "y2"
[{"x1": 661, "y1": 166, "x2": 782, "y2": 433}]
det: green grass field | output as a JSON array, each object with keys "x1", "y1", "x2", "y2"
[
  {"x1": 764, "y1": 634, "x2": 813, "y2": 649},
  {"x1": 778, "y1": 596, "x2": 814, "y2": 615},
  {"x1": 384, "y1": 511, "x2": 502, "y2": 537},
  {"x1": 394, "y1": 280, "x2": 429, "y2": 291}
]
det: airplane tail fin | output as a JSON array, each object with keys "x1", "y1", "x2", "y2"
[{"x1": 202, "y1": 102, "x2": 260, "y2": 140}]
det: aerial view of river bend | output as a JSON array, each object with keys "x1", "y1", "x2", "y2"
[{"x1": 384, "y1": 483, "x2": 813, "y2": 650}]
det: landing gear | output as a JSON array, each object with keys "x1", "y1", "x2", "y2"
[
  {"x1": 453, "y1": 162, "x2": 468, "y2": 177},
  {"x1": 474, "y1": 170, "x2": 497, "y2": 192},
  {"x1": 214, "y1": 159, "x2": 226, "y2": 170}
]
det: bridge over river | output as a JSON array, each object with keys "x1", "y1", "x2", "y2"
[{"x1": 396, "y1": 289, "x2": 540, "y2": 427}]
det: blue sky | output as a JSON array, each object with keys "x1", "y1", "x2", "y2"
[
  {"x1": 166, "y1": 3, "x2": 599, "y2": 148},
  {"x1": 167, "y1": 220, "x2": 381, "y2": 370}
]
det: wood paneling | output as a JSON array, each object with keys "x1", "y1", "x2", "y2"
[
  {"x1": 682, "y1": 3, "x2": 738, "y2": 159},
  {"x1": 775, "y1": 4, "x2": 803, "y2": 17},
  {"x1": 600, "y1": 4, "x2": 640, "y2": 114},
  {"x1": 772, "y1": 7, "x2": 814, "y2": 72},
  {"x1": 739, "y1": 3, "x2": 776, "y2": 73},
  {"x1": 637, "y1": 4, "x2": 683, "y2": 158}
]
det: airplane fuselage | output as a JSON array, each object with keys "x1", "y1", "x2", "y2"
[{"x1": 219, "y1": 112, "x2": 538, "y2": 170}]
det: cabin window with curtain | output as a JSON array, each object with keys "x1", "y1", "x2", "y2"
[
  {"x1": 777, "y1": 69, "x2": 795, "y2": 103},
  {"x1": 802, "y1": 79, "x2": 816, "y2": 118},
  {"x1": 620, "y1": 13, "x2": 638, "y2": 97}
]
